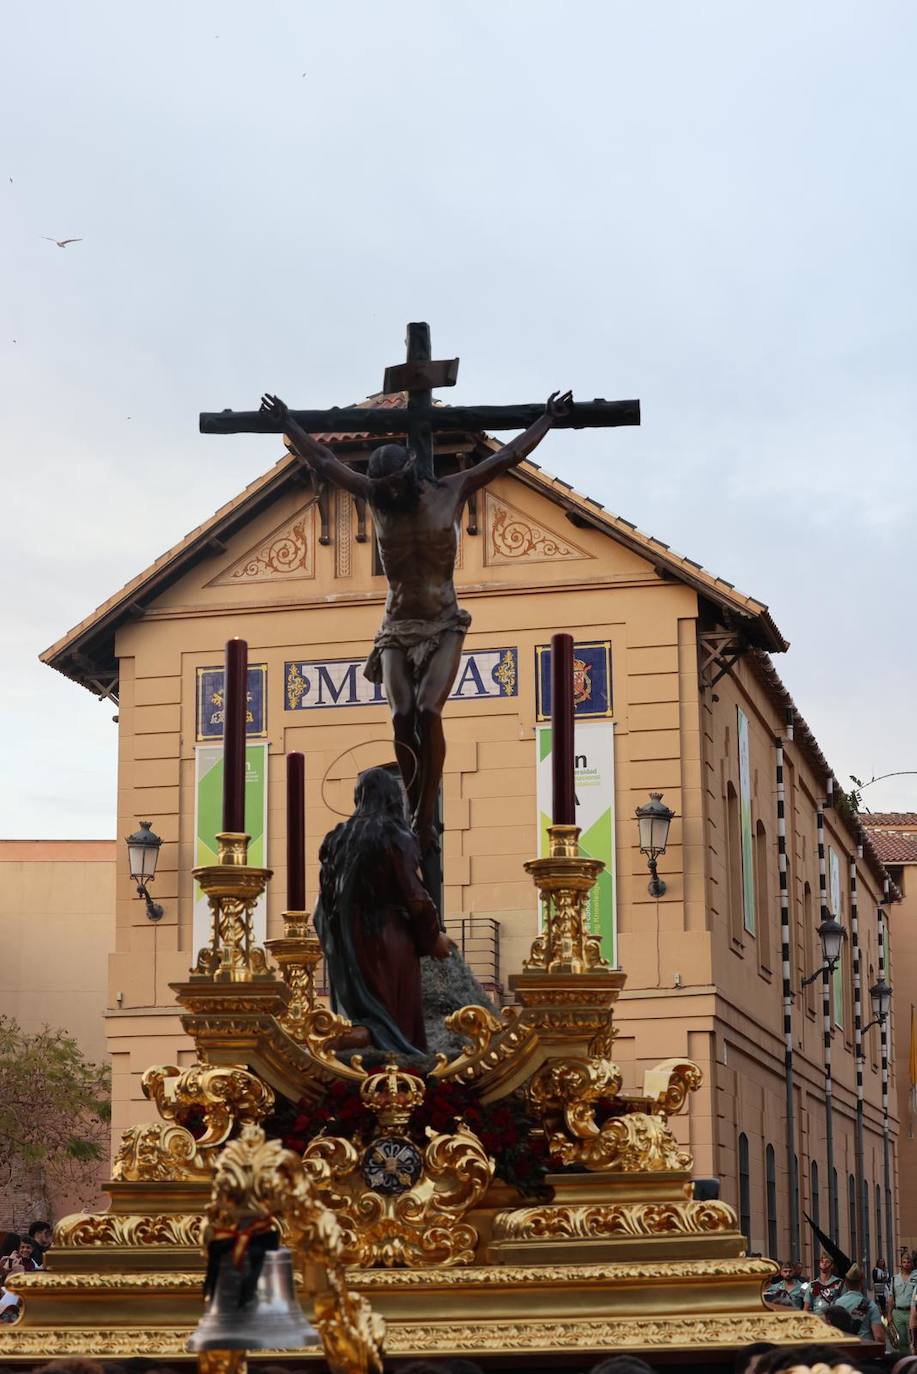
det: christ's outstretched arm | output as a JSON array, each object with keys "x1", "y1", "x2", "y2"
[
  {"x1": 454, "y1": 390, "x2": 573, "y2": 497},
  {"x1": 260, "y1": 393, "x2": 372, "y2": 499}
]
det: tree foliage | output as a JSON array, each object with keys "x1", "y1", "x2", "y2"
[{"x1": 0, "y1": 1016, "x2": 111, "y2": 1219}]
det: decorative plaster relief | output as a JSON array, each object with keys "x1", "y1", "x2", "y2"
[
  {"x1": 208, "y1": 501, "x2": 316, "y2": 585},
  {"x1": 484, "y1": 490, "x2": 590, "y2": 566}
]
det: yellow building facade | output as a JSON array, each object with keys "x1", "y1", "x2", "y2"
[{"x1": 42, "y1": 415, "x2": 898, "y2": 1267}]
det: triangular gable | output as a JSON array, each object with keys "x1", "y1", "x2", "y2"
[
  {"x1": 483, "y1": 489, "x2": 591, "y2": 566},
  {"x1": 206, "y1": 499, "x2": 316, "y2": 586}
]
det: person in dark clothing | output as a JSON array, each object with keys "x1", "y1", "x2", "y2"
[
  {"x1": 27, "y1": 1221, "x2": 52, "y2": 1268},
  {"x1": 314, "y1": 767, "x2": 451, "y2": 1055}
]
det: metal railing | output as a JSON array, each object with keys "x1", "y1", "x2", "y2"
[
  {"x1": 445, "y1": 916, "x2": 502, "y2": 997},
  {"x1": 312, "y1": 915, "x2": 503, "y2": 1001}
]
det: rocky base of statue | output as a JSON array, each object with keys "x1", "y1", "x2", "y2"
[{"x1": 421, "y1": 947, "x2": 496, "y2": 1057}]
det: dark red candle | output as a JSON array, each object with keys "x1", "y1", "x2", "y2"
[
  {"x1": 286, "y1": 752, "x2": 306, "y2": 910},
  {"x1": 222, "y1": 638, "x2": 248, "y2": 833},
  {"x1": 551, "y1": 632, "x2": 576, "y2": 825}
]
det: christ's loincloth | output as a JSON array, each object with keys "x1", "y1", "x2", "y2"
[{"x1": 363, "y1": 608, "x2": 471, "y2": 685}]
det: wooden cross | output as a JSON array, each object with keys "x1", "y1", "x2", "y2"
[{"x1": 200, "y1": 322, "x2": 640, "y2": 480}]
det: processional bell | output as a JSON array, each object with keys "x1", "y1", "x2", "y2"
[{"x1": 187, "y1": 1246, "x2": 319, "y2": 1352}]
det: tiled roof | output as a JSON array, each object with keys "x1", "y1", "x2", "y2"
[
  {"x1": 861, "y1": 815, "x2": 917, "y2": 866},
  {"x1": 312, "y1": 391, "x2": 416, "y2": 443},
  {"x1": 862, "y1": 831, "x2": 917, "y2": 865}
]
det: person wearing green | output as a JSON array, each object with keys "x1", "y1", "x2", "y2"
[
  {"x1": 833, "y1": 1265, "x2": 885, "y2": 1343},
  {"x1": 763, "y1": 1260, "x2": 805, "y2": 1310},
  {"x1": 892, "y1": 1250, "x2": 915, "y2": 1353}
]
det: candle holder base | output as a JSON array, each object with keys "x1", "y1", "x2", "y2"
[
  {"x1": 191, "y1": 833, "x2": 277, "y2": 984},
  {"x1": 266, "y1": 909, "x2": 324, "y2": 1042},
  {"x1": 523, "y1": 825, "x2": 607, "y2": 976}
]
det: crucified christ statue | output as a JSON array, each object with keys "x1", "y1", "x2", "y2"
[{"x1": 259, "y1": 389, "x2": 572, "y2": 856}]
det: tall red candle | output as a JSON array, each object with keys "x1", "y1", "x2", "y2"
[
  {"x1": 551, "y1": 632, "x2": 576, "y2": 825},
  {"x1": 222, "y1": 638, "x2": 248, "y2": 833},
  {"x1": 286, "y1": 752, "x2": 306, "y2": 910}
]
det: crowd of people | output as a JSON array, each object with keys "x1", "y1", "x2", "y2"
[
  {"x1": 0, "y1": 1220, "x2": 53, "y2": 1322},
  {"x1": 761, "y1": 1249, "x2": 917, "y2": 1355}
]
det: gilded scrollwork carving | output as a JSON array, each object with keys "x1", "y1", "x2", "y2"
[
  {"x1": 584, "y1": 1113, "x2": 693, "y2": 1172},
  {"x1": 111, "y1": 1120, "x2": 209, "y2": 1182},
  {"x1": 642, "y1": 1059, "x2": 704, "y2": 1117},
  {"x1": 143, "y1": 1062, "x2": 274, "y2": 1146},
  {"x1": 528, "y1": 1055, "x2": 696, "y2": 1172},
  {"x1": 432, "y1": 1004, "x2": 531, "y2": 1084},
  {"x1": 53, "y1": 1211, "x2": 205, "y2": 1248},
  {"x1": 491, "y1": 1198, "x2": 737, "y2": 1243},
  {"x1": 299, "y1": 1005, "x2": 367, "y2": 1077}
]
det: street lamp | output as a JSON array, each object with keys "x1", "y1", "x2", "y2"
[
  {"x1": 635, "y1": 792, "x2": 674, "y2": 898},
  {"x1": 801, "y1": 917, "x2": 846, "y2": 987},
  {"x1": 126, "y1": 820, "x2": 164, "y2": 921},
  {"x1": 862, "y1": 977, "x2": 893, "y2": 1036}
]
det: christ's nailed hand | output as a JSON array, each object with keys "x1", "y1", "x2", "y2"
[
  {"x1": 546, "y1": 389, "x2": 573, "y2": 420},
  {"x1": 260, "y1": 393, "x2": 289, "y2": 424}
]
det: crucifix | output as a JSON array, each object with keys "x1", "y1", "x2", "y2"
[{"x1": 200, "y1": 322, "x2": 640, "y2": 914}]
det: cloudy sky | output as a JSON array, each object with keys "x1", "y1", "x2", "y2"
[{"x1": 2, "y1": 1, "x2": 915, "y2": 836}]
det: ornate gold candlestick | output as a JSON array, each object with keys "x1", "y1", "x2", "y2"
[
  {"x1": 523, "y1": 823, "x2": 606, "y2": 974},
  {"x1": 266, "y1": 909, "x2": 324, "y2": 1041},
  {"x1": 192, "y1": 833, "x2": 274, "y2": 983}
]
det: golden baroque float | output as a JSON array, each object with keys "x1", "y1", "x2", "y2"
[{"x1": 4, "y1": 823, "x2": 836, "y2": 1364}]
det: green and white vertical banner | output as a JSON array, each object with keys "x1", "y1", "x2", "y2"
[
  {"x1": 737, "y1": 706, "x2": 756, "y2": 935},
  {"x1": 535, "y1": 720, "x2": 617, "y2": 965},
  {"x1": 193, "y1": 742, "x2": 269, "y2": 959}
]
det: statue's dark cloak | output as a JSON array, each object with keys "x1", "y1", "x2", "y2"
[{"x1": 314, "y1": 769, "x2": 440, "y2": 1055}]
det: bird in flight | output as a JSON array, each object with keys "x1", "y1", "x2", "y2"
[{"x1": 42, "y1": 236, "x2": 83, "y2": 248}]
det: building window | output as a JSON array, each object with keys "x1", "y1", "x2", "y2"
[
  {"x1": 737, "y1": 707, "x2": 756, "y2": 934},
  {"x1": 811, "y1": 1161, "x2": 821, "y2": 1263},
  {"x1": 765, "y1": 1143, "x2": 778, "y2": 1259},
  {"x1": 876, "y1": 1182, "x2": 883, "y2": 1264},
  {"x1": 803, "y1": 881, "x2": 816, "y2": 1015},
  {"x1": 727, "y1": 782, "x2": 743, "y2": 944},
  {"x1": 793, "y1": 1152, "x2": 801, "y2": 1258},
  {"x1": 863, "y1": 1179, "x2": 870, "y2": 1272},
  {"x1": 738, "y1": 1132, "x2": 751, "y2": 1248},
  {"x1": 848, "y1": 1173, "x2": 857, "y2": 1262},
  {"x1": 756, "y1": 820, "x2": 772, "y2": 972}
]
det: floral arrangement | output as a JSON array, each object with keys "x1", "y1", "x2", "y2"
[{"x1": 267, "y1": 1074, "x2": 552, "y2": 1198}]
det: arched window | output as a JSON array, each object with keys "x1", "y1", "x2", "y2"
[
  {"x1": 811, "y1": 1161, "x2": 821, "y2": 1262},
  {"x1": 863, "y1": 1179, "x2": 870, "y2": 1272},
  {"x1": 832, "y1": 1167, "x2": 839, "y2": 1240},
  {"x1": 876, "y1": 1182, "x2": 884, "y2": 1264},
  {"x1": 738, "y1": 1132, "x2": 751, "y2": 1247},
  {"x1": 756, "y1": 820, "x2": 771, "y2": 971},
  {"x1": 848, "y1": 1173, "x2": 857, "y2": 1261},
  {"x1": 766, "y1": 1144, "x2": 778, "y2": 1258},
  {"x1": 793, "y1": 1153, "x2": 801, "y2": 1258}
]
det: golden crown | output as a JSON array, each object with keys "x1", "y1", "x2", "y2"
[{"x1": 360, "y1": 1062, "x2": 426, "y2": 1133}]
